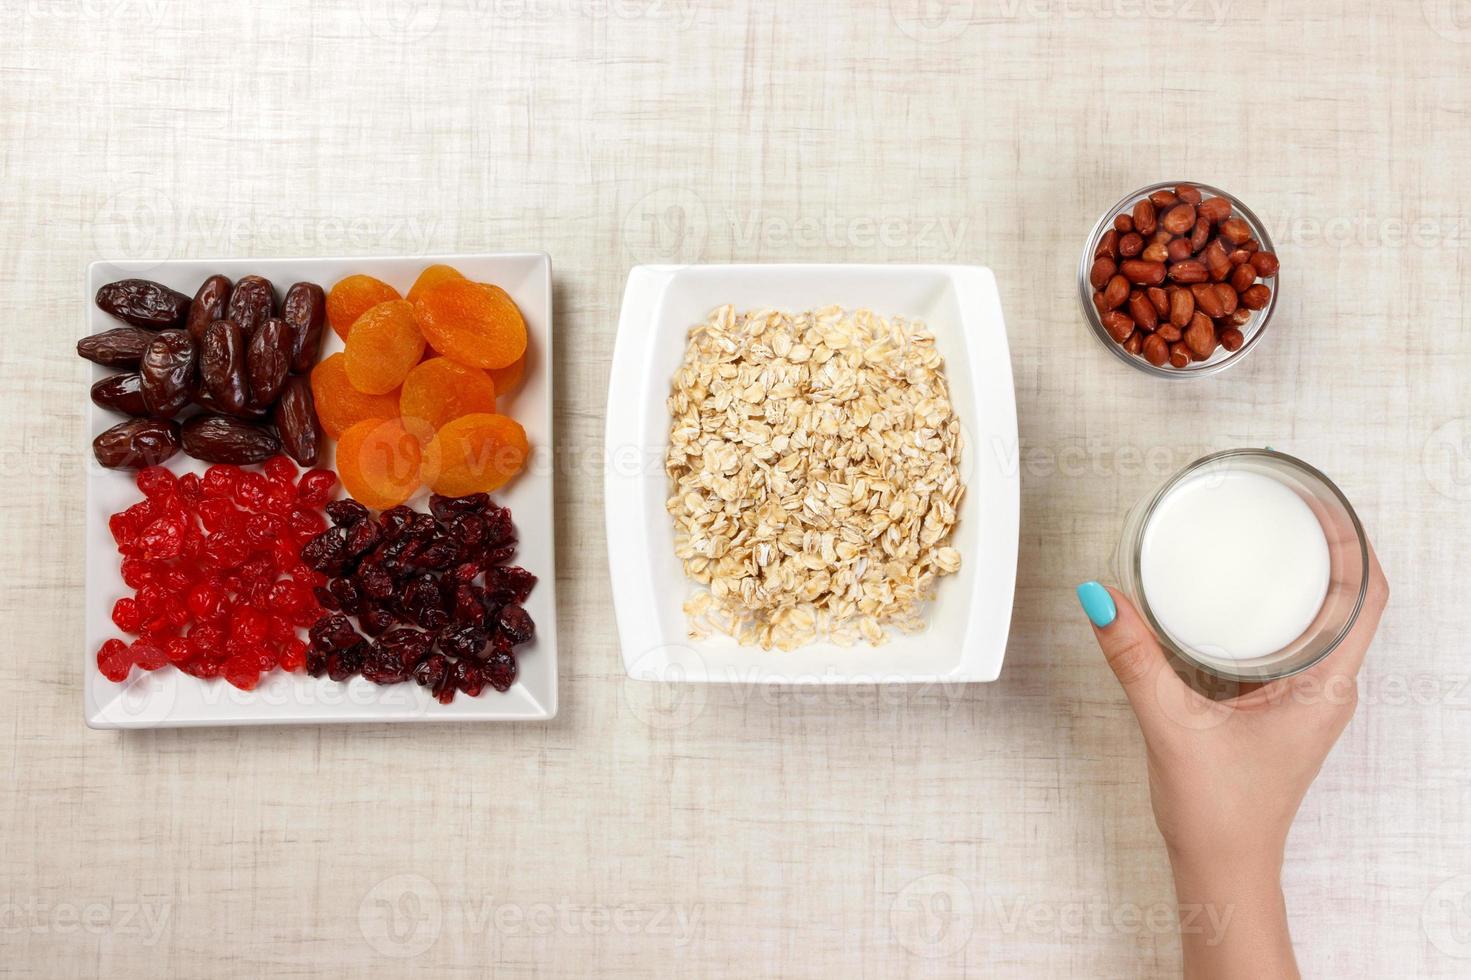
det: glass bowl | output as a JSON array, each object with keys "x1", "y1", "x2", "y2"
[
  {"x1": 1078, "y1": 181, "x2": 1280, "y2": 380},
  {"x1": 1111, "y1": 449, "x2": 1369, "y2": 684}
]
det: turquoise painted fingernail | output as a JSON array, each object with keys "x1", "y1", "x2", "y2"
[{"x1": 1076, "y1": 581, "x2": 1116, "y2": 628}]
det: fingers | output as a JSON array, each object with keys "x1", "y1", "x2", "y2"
[
  {"x1": 1305, "y1": 541, "x2": 1389, "y2": 686},
  {"x1": 1077, "y1": 582, "x2": 1198, "y2": 733}
]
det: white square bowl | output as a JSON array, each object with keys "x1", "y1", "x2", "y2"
[
  {"x1": 84, "y1": 253, "x2": 557, "y2": 727},
  {"x1": 605, "y1": 264, "x2": 1018, "y2": 684}
]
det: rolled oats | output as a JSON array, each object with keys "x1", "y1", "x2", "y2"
[{"x1": 666, "y1": 305, "x2": 965, "y2": 650}]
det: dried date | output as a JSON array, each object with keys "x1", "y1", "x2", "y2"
[
  {"x1": 247, "y1": 318, "x2": 291, "y2": 407},
  {"x1": 139, "y1": 330, "x2": 196, "y2": 418},
  {"x1": 180, "y1": 414, "x2": 281, "y2": 464},
  {"x1": 226, "y1": 275, "x2": 275, "y2": 337},
  {"x1": 90, "y1": 372, "x2": 151, "y2": 417},
  {"x1": 200, "y1": 319, "x2": 249, "y2": 414},
  {"x1": 94, "y1": 279, "x2": 190, "y2": 330},
  {"x1": 76, "y1": 326, "x2": 155, "y2": 368},
  {"x1": 93, "y1": 418, "x2": 181, "y2": 469},
  {"x1": 186, "y1": 274, "x2": 232, "y2": 343},
  {"x1": 274, "y1": 375, "x2": 320, "y2": 466},
  {"x1": 282, "y1": 282, "x2": 328, "y2": 373}
]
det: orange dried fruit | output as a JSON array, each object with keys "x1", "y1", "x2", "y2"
[
  {"x1": 327, "y1": 275, "x2": 401, "y2": 341},
  {"x1": 413, "y1": 280, "x2": 527, "y2": 370},
  {"x1": 399, "y1": 357, "x2": 497, "y2": 436},
  {"x1": 310, "y1": 353, "x2": 401, "y2": 439},
  {"x1": 422, "y1": 413, "x2": 529, "y2": 496},
  {"x1": 335, "y1": 418, "x2": 423, "y2": 511},
  {"x1": 344, "y1": 300, "x2": 425, "y2": 395},
  {"x1": 405, "y1": 264, "x2": 465, "y2": 304},
  {"x1": 487, "y1": 353, "x2": 525, "y2": 396}
]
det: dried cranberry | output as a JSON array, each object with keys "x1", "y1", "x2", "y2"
[
  {"x1": 361, "y1": 644, "x2": 409, "y2": 685},
  {"x1": 326, "y1": 499, "x2": 369, "y2": 527},
  {"x1": 485, "y1": 566, "x2": 537, "y2": 604},
  {"x1": 437, "y1": 624, "x2": 487, "y2": 661},
  {"x1": 379, "y1": 505, "x2": 415, "y2": 538},
  {"x1": 451, "y1": 659, "x2": 485, "y2": 697},
  {"x1": 451, "y1": 583, "x2": 486, "y2": 626},
  {"x1": 343, "y1": 519, "x2": 382, "y2": 556},
  {"x1": 326, "y1": 577, "x2": 363, "y2": 614},
  {"x1": 300, "y1": 526, "x2": 349, "y2": 574},
  {"x1": 326, "y1": 642, "x2": 366, "y2": 682},
  {"x1": 484, "y1": 648, "x2": 517, "y2": 692},
  {"x1": 357, "y1": 564, "x2": 394, "y2": 600},
  {"x1": 430, "y1": 493, "x2": 488, "y2": 520},
  {"x1": 496, "y1": 604, "x2": 535, "y2": 645},
  {"x1": 308, "y1": 613, "x2": 361, "y2": 652},
  {"x1": 412, "y1": 652, "x2": 449, "y2": 690},
  {"x1": 358, "y1": 604, "x2": 396, "y2": 637},
  {"x1": 305, "y1": 645, "x2": 329, "y2": 677},
  {"x1": 409, "y1": 538, "x2": 457, "y2": 570}
]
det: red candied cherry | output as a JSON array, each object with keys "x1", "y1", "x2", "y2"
[
  {"x1": 267, "y1": 579, "x2": 308, "y2": 613},
  {"x1": 135, "y1": 466, "x2": 178, "y2": 500},
  {"x1": 157, "y1": 566, "x2": 193, "y2": 595},
  {"x1": 286, "y1": 506, "x2": 327, "y2": 541},
  {"x1": 197, "y1": 497, "x2": 241, "y2": 533},
  {"x1": 233, "y1": 471, "x2": 270, "y2": 510},
  {"x1": 180, "y1": 656, "x2": 223, "y2": 679},
  {"x1": 96, "y1": 639, "x2": 132, "y2": 682},
  {"x1": 263, "y1": 455, "x2": 298, "y2": 487},
  {"x1": 296, "y1": 469, "x2": 338, "y2": 508},
  {"x1": 230, "y1": 607, "x2": 269, "y2": 647},
  {"x1": 181, "y1": 526, "x2": 205, "y2": 561},
  {"x1": 267, "y1": 613, "x2": 295, "y2": 643},
  {"x1": 120, "y1": 557, "x2": 155, "y2": 589},
  {"x1": 186, "y1": 623, "x2": 226, "y2": 659},
  {"x1": 278, "y1": 638, "x2": 307, "y2": 672},
  {"x1": 137, "y1": 516, "x2": 186, "y2": 560},
  {"x1": 202, "y1": 531, "x2": 249, "y2": 570},
  {"x1": 186, "y1": 580, "x2": 226, "y2": 621},
  {"x1": 130, "y1": 638, "x2": 169, "y2": 671},
  {"x1": 244, "y1": 512, "x2": 285, "y2": 548},
  {"x1": 264, "y1": 484, "x2": 296, "y2": 516},
  {"x1": 108, "y1": 512, "x2": 139, "y2": 549},
  {"x1": 177, "y1": 472, "x2": 203, "y2": 503},
  {"x1": 165, "y1": 637, "x2": 192, "y2": 664},
  {"x1": 202, "y1": 464, "x2": 243, "y2": 498},
  {"x1": 111, "y1": 596, "x2": 142, "y2": 633},
  {"x1": 223, "y1": 655, "x2": 261, "y2": 691}
]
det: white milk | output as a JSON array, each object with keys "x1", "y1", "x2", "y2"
[{"x1": 1140, "y1": 469, "x2": 1330, "y2": 661}]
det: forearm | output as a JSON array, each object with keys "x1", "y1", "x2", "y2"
[{"x1": 1168, "y1": 850, "x2": 1299, "y2": 980}]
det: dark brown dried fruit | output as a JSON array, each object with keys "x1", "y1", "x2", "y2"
[
  {"x1": 77, "y1": 327, "x2": 155, "y2": 368},
  {"x1": 186, "y1": 274, "x2": 232, "y2": 343},
  {"x1": 139, "y1": 330, "x2": 196, "y2": 418},
  {"x1": 200, "y1": 319, "x2": 249, "y2": 414},
  {"x1": 282, "y1": 282, "x2": 328, "y2": 374},
  {"x1": 247, "y1": 318, "x2": 291, "y2": 407},
  {"x1": 93, "y1": 418, "x2": 181, "y2": 469},
  {"x1": 95, "y1": 279, "x2": 190, "y2": 330},
  {"x1": 273, "y1": 375, "x2": 320, "y2": 466},
  {"x1": 180, "y1": 414, "x2": 281, "y2": 464},
  {"x1": 90, "y1": 372, "x2": 150, "y2": 417},
  {"x1": 226, "y1": 275, "x2": 275, "y2": 337}
]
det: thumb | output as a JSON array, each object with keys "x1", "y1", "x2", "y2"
[{"x1": 1076, "y1": 582, "x2": 1188, "y2": 729}]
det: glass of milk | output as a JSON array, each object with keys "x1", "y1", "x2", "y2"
[{"x1": 1113, "y1": 449, "x2": 1370, "y2": 683}]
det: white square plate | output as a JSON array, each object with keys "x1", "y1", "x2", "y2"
[
  {"x1": 85, "y1": 253, "x2": 557, "y2": 727},
  {"x1": 604, "y1": 264, "x2": 1018, "y2": 684}
]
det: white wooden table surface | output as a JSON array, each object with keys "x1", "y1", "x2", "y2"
[{"x1": 3, "y1": 2, "x2": 1470, "y2": 976}]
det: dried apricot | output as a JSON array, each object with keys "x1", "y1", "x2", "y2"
[
  {"x1": 399, "y1": 358, "x2": 497, "y2": 436},
  {"x1": 406, "y1": 264, "x2": 465, "y2": 304},
  {"x1": 344, "y1": 300, "x2": 425, "y2": 394},
  {"x1": 487, "y1": 353, "x2": 525, "y2": 396},
  {"x1": 335, "y1": 418, "x2": 423, "y2": 511},
  {"x1": 413, "y1": 280, "x2": 527, "y2": 369},
  {"x1": 310, "y1": 353, "x2": 400, "y2": 439},
  {"x1": 422, "y1": 413, "x2": 529, "y2": 496},
  {"x1": 327, "y1": 275, "x2": 401, "y2": 341}
]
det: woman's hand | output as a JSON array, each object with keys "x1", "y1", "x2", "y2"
[{"x1": 1076, "y1": 545, "x2": 1388, "y2": 979}]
